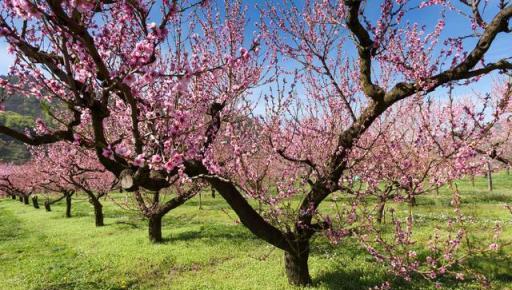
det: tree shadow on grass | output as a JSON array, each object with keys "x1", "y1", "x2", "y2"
[
  {"x1": 112, "y1": 220, "x2": 143, "y2": 229},
  {"x1": 70, "y1": 211, "x2": 91, "y2": 218},
  {"x1": 314, "y1": 253, "x2": 512, "y2": 290},
  {"x1": 315, "y1": 266, "x2": 470, "y2": 290},
  {"x1": 37, "y1": 281, "x2": 128, "y2": 290},
  {"x1": 162, "y1": 224, "x2": 259, "y2": 245},
  {"x1": 460, "y1": 192, "x2": 512, "y2": 204},
  {"x1": 466, "y1": 253, "x2": 512, "y2": 283},
  {"x1": 315, "y1": 268, "x2": 395, "y2": 290}
]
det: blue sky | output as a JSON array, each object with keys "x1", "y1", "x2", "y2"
[
  {"x1": 0, "y1": 0, "x2": 509, "y2": 97},
  {"x1": 0, "y1": 41, "x2": 13, "y2": 74}
]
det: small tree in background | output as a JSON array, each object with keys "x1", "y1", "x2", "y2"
[{"x1": 31, "y1": 142, "x2": 116, "y2": 226}]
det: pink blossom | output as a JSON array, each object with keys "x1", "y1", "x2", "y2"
[
  {"x1": 151, "y1": 154, "x2": 162, "y2": 164},
  {"x1": 114, "y1": 144, "x2": 131, "y2": 158},
  {"x1": 133, "y1": 154, "x2": 146, "y2": 167},
  {"x1": 102, "y1": 146, "x2": 114, "y2": 160}
]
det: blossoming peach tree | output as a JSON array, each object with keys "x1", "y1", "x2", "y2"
[
  {"x1": 1, "y1": 0, "x2": 512, "y2": 287},
  {"x1": 30, "y1": 141, "x2": 116, "y2": 226},
  {"x1": 339, "y1": 88, "x2": 511, "y2": 287},
  {"x1": 0, "y1": 162, "x2": 41, "y2": 205},
  {"x1": 0, "y1": 0, "x2": 263, "y2": 241}
]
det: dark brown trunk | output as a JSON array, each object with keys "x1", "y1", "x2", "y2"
[
  {"x1": 11, "y1": 195, "x2": 16, "y2": 200},
  {"x1": 18, "y1": 195, "x2": 23, "y2": 202},
  {"x1": 44, "y1": 200, "x2": 51, "y2": 212},
  {"x1": 204, "y1": 172, "x2": 290, "y2": 250},
  {"x1": 93, "y1": 201, "x2": 104, "y2": 227},
  {"x1": 409, "y1": 195, "x2": 417, "y2": 207},
  {"x1": 86, "y1": 191, "x2": 105, "y2": 226},
  {"x1": 376, "y1": 200, "x2": 385, "y2": 224},
  {"x1": 284, "y1": 241, "x2": 312, "y2": 286},
  {"x1": 32, "y1": 196, "x2": 39, "y2": 209},
  {"x1": 148, "y1": 214, "x2": 163, "y2": 243},
  {"x1": 65, "y1": 194, "x2": 72, "y2": 218},
  {"x1": 23, "y1": 195, "x2": 29, "y2": 205},
  {"x1": 211, "y1": 187, "x2": 216, "y2": 198}
]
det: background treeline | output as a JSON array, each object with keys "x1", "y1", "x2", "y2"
[{"x1": 0, "y1": 76, "x2": 44, "y2": 163}]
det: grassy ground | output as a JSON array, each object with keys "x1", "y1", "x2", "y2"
[{"x1": 0, "y1": 173, "x2": 511, "y2": 290}]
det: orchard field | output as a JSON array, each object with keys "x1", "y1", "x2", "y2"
[
  {"x1": 3, "y1": 0, "x2": 512, "y2": 289},
  {"x1": 1, "y1": 173, "x2": 511, "y2": 290}
]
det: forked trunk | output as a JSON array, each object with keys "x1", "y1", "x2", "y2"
[
  {"x1": 284, "y1": 240, "x2": 312, "y2": 286},
  {"x1": 148, "y1": 214, "x2": 163, "y2": 243},
  {"x1": 32, "y1": 196, "x2": 39, "y2": 209}
]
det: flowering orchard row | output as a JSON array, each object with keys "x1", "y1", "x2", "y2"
[{"x1": 1, "y1": 0, "x2": 512, "y2": 287}]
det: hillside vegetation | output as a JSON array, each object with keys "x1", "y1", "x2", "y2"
[{"x1": 0, "y1": 76, "x2": 44, "y2": 163}]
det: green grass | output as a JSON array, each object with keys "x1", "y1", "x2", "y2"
[{"x1": 0, "y1": 173, "x2": 511, "y2": 289}]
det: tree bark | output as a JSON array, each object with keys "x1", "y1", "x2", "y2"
[
  {"x1": 376, "y1": 199, "x2": 386, "y2": 224},
  {"x1": 18, "y1": 195, "x2": 23, "y2": 202},
  {"x1": 32, "y1": 196, "x2": 40, "y2": 209},
  {"x1": 203, "y1": 173, "x2": 290, "y2": 250},
  {"x1": 409, "y1": 195, "x2": 417, "y2": 207},
  {"x1": 284, "y1": 240, "x2": 312, "y2": 286},
  {"x1": 44, "y1": 200, "x2": 52, "y2": 212},
  {"x1": 65, "y1": 193, "x2": 72, "y2": 218},
  {"x1": 148, "y1": 214, "x2": 163, "y2": 243},
  {"x1": 11, "y1": 195, "x2": 16, "y2": 200},
  {"x1": 23, "y1": 195, "x2": 29, "y2": 205},
  {"x1": 92, "y1": 201, "x2": 104, "y2": 227},
  {"x1": 83, "y1": 190, "x2": 105, "y2": 227}
]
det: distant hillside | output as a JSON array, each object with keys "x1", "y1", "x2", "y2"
[{"x1": 0, "y1": 76, "x2": 44, "y2": 163}]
